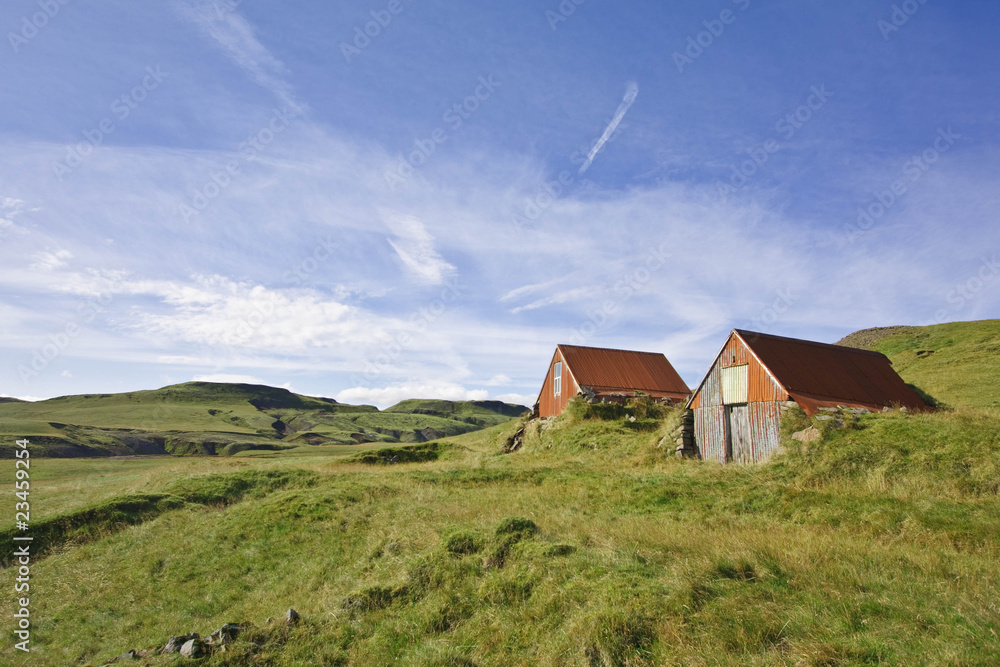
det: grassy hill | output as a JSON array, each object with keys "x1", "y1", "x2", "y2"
[
  {"x1": 1, "y1": 400, "x2": 998, "y2": 665},
  {"x1": 1, "y1": 323, "x2": 997, "y2": 664},
  {"x1": 384, "y1": 398, "x2": 527, "y2": 422},
  {"x1": 0, "y1": 382, "x2": 527, "y2": 458},
  {"x1": 836, "y1": 319, "x2": 1000, "y2": 409}
]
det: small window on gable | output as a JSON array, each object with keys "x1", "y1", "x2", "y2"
[{"x1": 553, "y1": 361, "x2": 562, "y2": 397}]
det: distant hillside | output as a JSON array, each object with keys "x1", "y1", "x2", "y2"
[
  {"x1": 0, "y1": 382, "x2": 525, "y2": 458},
  {"x1": 836, "y1": 319, "x2": 1000, "y2": 409},
  {"x1": 385, "y1": 398, "x2": 528, "y2": 423}
]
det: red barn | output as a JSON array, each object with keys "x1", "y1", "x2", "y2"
[
  {"x1": 536, "y1": 344, "x2": 690, "y2": 418},
  {"x1": 686, "y1": 329, "x2": 928, "y2": 464}
]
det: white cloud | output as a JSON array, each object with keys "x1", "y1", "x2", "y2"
[
  {"x1": 192, "y1": 373, "x2": 268, "y2": 385},
  {"x1": 0, "y1": 199, "x2": 20, "y2": 228},
  {"x1": 484, "y1": 374, "x2": 511, "y2": 385},
  {"x1": 29, "y1": 249, "x2": 72, "y2": 272},
  {"x1": 61, "y1": 370, "x2": 73, "y2": 378},
  {"x1": 131, "y1": 275, "x2": 386, "y2": 351},
  {"x1": 6, "y1": 265, "x2": 402, "y2": 360},
  {"x1": 1, "y1": 86, "x2": 997, "y2": 402},
  {"x1": 384, "y1": 214, "x2": 456, "y2": 286},
  {"x1": 0, "y1": 197, "x2": 33, "y2": 237}
]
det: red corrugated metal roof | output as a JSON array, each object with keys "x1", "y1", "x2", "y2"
[
  {"x1": 556, "y1": 344, "x2": 690, "y2": 397},
  {"x1": 733, "y1": 330, "x2": 927, "y2": 413}
]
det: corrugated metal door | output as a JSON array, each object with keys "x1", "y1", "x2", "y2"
[
  {"x1": 694, "y1": 405, "x2": 727, "y2": 463},
  {"x1": 725, "y1": 404, "x2": 752, "y2": 464}
]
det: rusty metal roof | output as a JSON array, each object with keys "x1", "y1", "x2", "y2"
[
  {"x1": 733, "y1": 329, "x2": 927, "y2": 413},
  {"x1": 556, "y1": 344, "x2": 690, "y2": 397}
]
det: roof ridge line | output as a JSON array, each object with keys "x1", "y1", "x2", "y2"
[
  {"x1": 556, "y1": 343, "x2": 666, "y2": 356},
  {"x1": 734, "y1": 329, "x2": 889, "y2": 358}
]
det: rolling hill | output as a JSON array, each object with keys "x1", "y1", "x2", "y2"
[
  {"x1": 1, "y1": 323, "x2": 999, "y2": 664},
  {"x1": 3, "y1": 389, "x2": 999, "y2": 664},
  {"x1": 384, "y1": 398, "x2": 527, "y2": 420},
  {"x1": 0, "y1": 382, "x2": 528, "y2": 458},
  {"x1": 836, "y1": 319, "x2": 1000, "y2": 409}
]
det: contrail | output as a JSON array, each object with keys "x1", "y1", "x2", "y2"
[{"x1": 579, "y1": 81, "x2": 639, "y2": 174}]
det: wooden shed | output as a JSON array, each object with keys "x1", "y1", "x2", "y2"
[
  {"x1": 537, "y1": 344, "x2": 690, "y2": 418},
  {"x1": 686, "y1": 329, "x2": 928, "y2": 464}
]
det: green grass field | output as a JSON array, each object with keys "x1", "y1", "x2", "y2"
[
  {"x1": 0, "y1": 322, "x2": 997, "y2": 664},
  {"x1": 1, "y1": 405, "x2": 998, "y2": 665}
]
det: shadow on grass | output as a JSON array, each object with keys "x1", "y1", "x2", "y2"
[{"x1": 0, "y1": 468, "x2": 316, "y2": 566}]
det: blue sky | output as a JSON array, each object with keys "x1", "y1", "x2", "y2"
[{"x1": 2, "y1": 0, "x2": 998, "y2": 407}]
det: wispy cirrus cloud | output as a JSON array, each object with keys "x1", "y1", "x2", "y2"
[
  {"x1": 1, "y1": 197, "x2": 27, "y2": 224},
  {"x1": 177, "y1": 0, "x2": 304, "y2": 113},
  {"x1": 499, "y1": 277, "x2": 565, "y2": 303},
  {"x1": 0, "y1": 197, "x2": 34, "y2": 238},
  {"x1": 384, "y1": 214, "x2": 456, "y2": 286},
  {"x1": 509, "y1": 287, "x2": 597, "y2": 314},
  {"x1": 579, "y1": 81, "x2": 639, "y2": 174}
]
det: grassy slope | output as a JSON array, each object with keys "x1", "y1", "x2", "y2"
[
  {"x1": 0, "y1": 324, "x2": 996, "y2": 664},
  {"x1": 836, "y1": 319, "x2": 1000, "y2": 409},
  {"x1": 0, "y1": 383, "x2": 526, "y2": 457},
  {"x1": 385, "y1": 398, "x2": 529, "y2": 422},
  {"x1": 1, "y1": 404, "x2": 998, "y2": 665}
]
